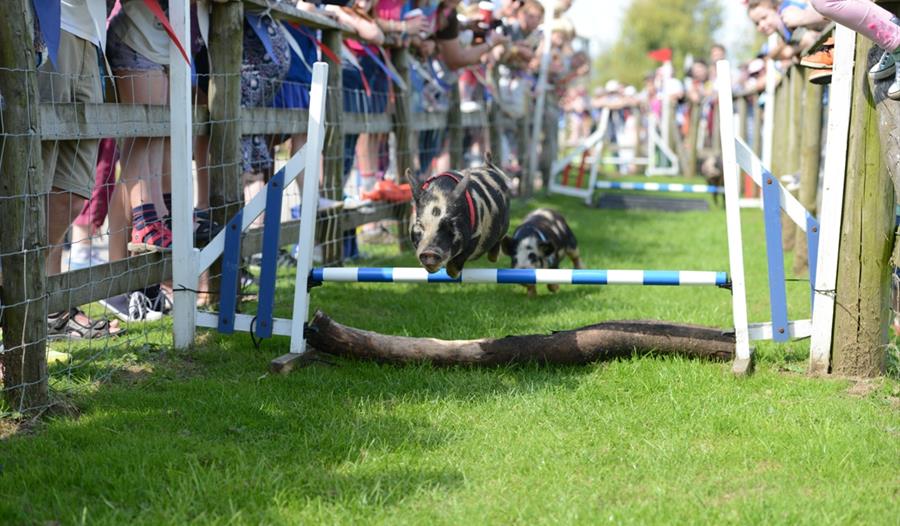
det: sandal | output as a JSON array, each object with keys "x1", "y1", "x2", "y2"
[
  {"x1": 128, "y1": 221, "x2": 173, "y2": 254},
  {"x1": 194, "y1": 209, "x2": 222, "y2": 245},
  {"x1": 47, "y1": 308, "x2": 126, "y2": 340}
]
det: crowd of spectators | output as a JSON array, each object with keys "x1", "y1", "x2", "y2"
[
  {"x1": 557, "y1": 0, "x2": 900, "y2": 184},
  {"x1": 6, "y1": 0, "x2": 589, "y2": 341}
]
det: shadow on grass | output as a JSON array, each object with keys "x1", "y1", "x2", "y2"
[{"x1": 0, "y1": 333, "x2": 596, "y2": 522}]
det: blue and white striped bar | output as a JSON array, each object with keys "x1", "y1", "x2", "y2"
[
  {"x1": 310, "y1": 268, "x2": 729, "y2": 287},
  {"x1": 595, "y1": 181, "x2": 725, "y2": 194}
]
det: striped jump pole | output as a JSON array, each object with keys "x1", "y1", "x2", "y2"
[
  {"x1": 310, "y1": 268, "x2": 730, "y2": 287},
  {"x1": 595, "y1": 181, "x2": 725, "y2": 194}
]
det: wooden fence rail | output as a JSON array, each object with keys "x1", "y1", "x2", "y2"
[{"x1": 0, "y1": 0, "x2": 537, "y2": 411}]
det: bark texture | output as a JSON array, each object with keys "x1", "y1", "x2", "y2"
[{"x1": 306, "y1": 311, "x2": 735, "y2": 366}]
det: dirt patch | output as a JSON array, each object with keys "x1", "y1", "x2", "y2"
[
  {"x1": 111, "y1": 363, "x2": 154, "y2": 385},
  {"x1": 846, "y1": 378, "x2": 882, "y2": 397}
]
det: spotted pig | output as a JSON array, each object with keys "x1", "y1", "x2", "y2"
[
  {"x1": 406, "y1": 154, "x2": 511, "y2": 278},
  {"x1": 501, "y1": 208, "x2": 583, "y2": 297}
]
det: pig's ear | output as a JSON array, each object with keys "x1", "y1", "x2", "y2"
[
  {"x1": 484, "y1": 151, "x2": 494, "y2": 166},
  {"x1": 501, "y1": 235, "x2": 515, "y2": 256},
  {"x1": 538, "y1": 242, "x2": 555, "y2": 256},
  {"x1": 405, "y1": 168, "x2": 422, "y2": 200},
  {"x1": 450, "y1": 172, "x2": 472, "y2": 202}
]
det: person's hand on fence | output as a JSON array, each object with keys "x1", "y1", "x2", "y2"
[
  {"x1": 779, "y1": 4, "x2": 828, "y2": 30},
  {"x1": 404, "y1": 16, "x2": 431, "y2": 38}
]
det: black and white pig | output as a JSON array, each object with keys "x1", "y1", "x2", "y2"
[
  {"x1": 501, "y1": 208, "x2": 583, "y2": 297},
  {"x1": 406, "y1": 155, "x2": 511, "y2": 278}
]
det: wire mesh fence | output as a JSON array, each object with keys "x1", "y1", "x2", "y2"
[{"x1": 0, "y1": 0, "x2": 543, "y2": 416}]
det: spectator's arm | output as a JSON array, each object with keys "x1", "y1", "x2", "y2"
[
  {"x1": 325, "y1": 5, "x2": 385, "y2": 45},
  {"x1": 780, "y1": 5, "x2": 829, "y2": 31},
  {"x1": 438, "y1": 33, "x2": 508, "y2": 70}
]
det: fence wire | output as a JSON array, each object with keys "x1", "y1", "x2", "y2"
[{"x1": 0, "y1": 1, "x2": 548, "y2": 416}]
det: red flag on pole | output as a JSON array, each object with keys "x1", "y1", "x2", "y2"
[{"x1": 647, "y1": 48, "x2": 673, "y2": 62}]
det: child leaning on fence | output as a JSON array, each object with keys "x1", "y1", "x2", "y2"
[{"x1": 807, "y1": 0, "x2": 900, "y2": 99}]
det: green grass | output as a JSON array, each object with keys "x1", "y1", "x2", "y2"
[{"x1": 1, "y1": 193, "x2": 898, "y2": 525}]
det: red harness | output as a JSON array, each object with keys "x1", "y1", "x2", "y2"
[{"x1": 421, "y1": 172, "x2": 477, "y2": 229}]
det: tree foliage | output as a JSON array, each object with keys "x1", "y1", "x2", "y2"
[{"x1": 593, "y1": 0, "x2": 724, "y2": 88}]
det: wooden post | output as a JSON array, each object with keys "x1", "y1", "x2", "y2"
[
  {"x1": 685, "y1": 101, "x2": 701, "y2": 179},
  {"x1": 782, "y1": 66, "x2": 804, "y2": 253},
  {"x1": 517, "y1": 101, "x2": 531, "y2": 196},
  {"x1": 736, "y1": 95, "x2": 748, "y2": 141},
  {"x1": 321, "y1": 28, "x2": 344, "y2": 265},
  {"x1": 710, "y1": 98, "x2": 721, "y2": 154},
  {"x1": 793, "y1": 74, "x2": 824, "y2": 276},
  {"x1": 769, "y1": 74, "x2": 790, "y2": 254},
  {"x1": 390, "y1": 47, "x2": 413, "y2": 250},
  {"x1": 752, "y1": 94, "x2": 764, "y2": 158},
  {"x1": 206, "y1": 0, "x2": 243, "y2": 303},
  {"x1": 539, "y1": 93, "x2": 559, "y2": 192},
  {"x1": 488, "y1": 102, "x2": 505, "y2": 186},
  {"x1": 0, "y1": 0, "x2": 49, "y2": 411},
  {"x1": 447, "y1": 80, "x2": 464, "y2": 170},
  {"x1": 832, "y1": 37, "x2": 895, "y2": 377}
]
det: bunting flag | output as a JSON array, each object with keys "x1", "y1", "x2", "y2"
[
  {"x1": 142, "y1": 0, "x2": 191, "y2": 65},
  {"x1": 32, "y1": 0, "x2": 61, "y2": 67},
  {"x1": 342, "y1": 44, "x2": 371, "y2": 98},
  {"x1": 362, "y1": 45, "x2": 406, "y2": 91},
  {"x1": 279, "y1": 20, "x2": 313, "y2": 74},
  {"x1": 293, "y1": 24, "x2": 340, "y2": 64}
]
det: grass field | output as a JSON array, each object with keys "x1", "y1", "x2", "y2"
[{"x1": 1, "y1": 190, "x2": 898, "y2": 525}]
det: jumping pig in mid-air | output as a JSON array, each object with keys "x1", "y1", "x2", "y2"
[
  {"x1": 407, "y1": 154, "x2": 510, "y2": 279},
  {"x1": 502, "y1": 208, "x2": 584, "y2": 297}
]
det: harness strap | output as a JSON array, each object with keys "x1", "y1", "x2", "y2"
[{"x1": 421, "y1": 172, "x2": 476, "y2": 229}]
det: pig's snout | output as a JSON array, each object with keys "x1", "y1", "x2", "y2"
[{"x1": 418, "y1": 251, "x2": 443, "y2": 272}]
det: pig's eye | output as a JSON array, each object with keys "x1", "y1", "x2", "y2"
[{"x1": 432, "y1": 207, "x2": 441, "y2": 217}]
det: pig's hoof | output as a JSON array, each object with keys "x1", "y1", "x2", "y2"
[{"x1": 548, "y1": 284, "x2": 560, "y2": 293}]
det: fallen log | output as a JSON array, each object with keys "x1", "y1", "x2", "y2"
[{"x1": 305, "y1": 310, "x2": 735, "y2": 366}]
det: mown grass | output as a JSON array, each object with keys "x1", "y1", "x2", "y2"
[{"x1": 1, "y1": 191, "x2": 898, "y2": 525}]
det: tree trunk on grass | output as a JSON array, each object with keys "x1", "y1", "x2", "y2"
[{"x1": 306, "y1": 311, "x2": 735, "y2": 366}]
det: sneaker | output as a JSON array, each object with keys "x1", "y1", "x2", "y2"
[
  {"x1": 800, "y1": 48, "x2": 833, "y2": 69},
  {"x1": 809, "y1": 69, "x2": 832, "y2": 85},
  {"x1": 870, "y1": 50, "x2": 896, "y2": 80},
  {"x1": 194, "y1": 209, "x2": 222, "y2": 245},
  {"x1": 128, "y1": 221, "x2": 173, "y2": 254},
  {"x1": 890, "y1": 50, "x2": 900, "y2": 100},
  {"x1": 870, "y1": 18, "x2": 900, "y2": 80},
  {"x1": 143, "y1": 284, "x2": 172, "y2": 315},
  {"x1": 99, "y1": 292, "x2": 164, "y2": 322},
  {"x1": 240, "y1": 268, "x2": 258, "y2": 290}
]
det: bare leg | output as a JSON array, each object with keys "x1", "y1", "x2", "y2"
[
  {"x1": 112, "y1": 69, "x2": 170, "y2": 257},
  {"x1": 46, "y1": 190, "x2": 86, "y2": 275}
]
